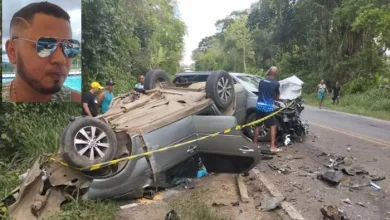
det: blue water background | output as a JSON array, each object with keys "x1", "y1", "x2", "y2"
[{"x1": 2, "y1": 73, "x2": 81, "y2": 92}]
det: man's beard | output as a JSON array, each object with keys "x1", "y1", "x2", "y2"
[{"x1": 16, "y1": 54, "x2": 62, "y2": 95}]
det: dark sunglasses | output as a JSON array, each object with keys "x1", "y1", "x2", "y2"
[{"x1": 12, "y1": 36, "x2": 81, "y2": 58}]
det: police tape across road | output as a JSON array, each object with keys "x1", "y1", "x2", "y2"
[{"x1": 49, "y1": 101, "x2": 294, "y2": 172}]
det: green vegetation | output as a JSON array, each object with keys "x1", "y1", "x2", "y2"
[
  {"x1": 192, "y1": 0, "x2": 390, "y2": 116},
  {"x1": 81, "y1": 0, "x2": 185, "y2": 92},
  {"x1": 304, "y1": 88, "x2": 390, "y2": 120}
]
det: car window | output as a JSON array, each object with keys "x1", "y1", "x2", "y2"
[
  {"x1": 235, "y1": 75, "x2": 259, "y2": 90},
  {"x1": 174, "y1": 74, "x2": 209, "y2": 83}
]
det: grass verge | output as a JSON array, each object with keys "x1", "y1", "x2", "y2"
[
  {"x1": 168, "y1": 189, "x2": 227, "y2": 220},
  {"x1": 303, "y1": 92, "x2": 390, "y2": 121},
  {"x1": 44, "y1": 200, "x2": 117, "y2": 220}
]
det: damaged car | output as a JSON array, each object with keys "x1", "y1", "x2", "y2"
[
  {"x1": 2, "y1": 69, "x2": 262, "y2": 220},
  {"x1": 61, "y1": 69, "x2": 262, "y2": 200},
  {"x1": 173, "y1": 71, "x2": 309, "y2": 145}
]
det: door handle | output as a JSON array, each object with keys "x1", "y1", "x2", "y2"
[
  {"x1": 239, "y1": 146, "x2": 254, "y2": 153},
  {"x1": 187, "y1": 145, "x2": 197, "y2": 153}
]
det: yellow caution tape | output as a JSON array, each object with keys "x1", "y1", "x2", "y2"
[{"x1": 50, "y1": 101, "x2": 294, "y2": 172}]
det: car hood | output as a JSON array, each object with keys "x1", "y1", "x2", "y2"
[{"x1": 279, "y1": 75, "x2": 304, "y2": 100}]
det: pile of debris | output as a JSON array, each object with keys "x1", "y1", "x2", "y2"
[{"x1": 316, "y1": 154, "x2": 385, "y2": 190}]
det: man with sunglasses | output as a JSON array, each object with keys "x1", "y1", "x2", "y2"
[{"x1": 2, "y1": 2, "x2": 81, "y2": 102}]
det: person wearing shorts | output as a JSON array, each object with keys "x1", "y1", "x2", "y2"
[
  {"x1": 254, "y1": 66, "x2": 281, "y2": 153},
  {"x1": 316, "y1": 79, "x2": 328, "y2": 109}
]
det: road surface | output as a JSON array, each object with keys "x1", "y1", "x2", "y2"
[
  {"x1": 256, "y1": 105, "x2": 390, "y2": 220},
  {"x1": 302, "y1": 105, "x2": 390, "y2": 146}
]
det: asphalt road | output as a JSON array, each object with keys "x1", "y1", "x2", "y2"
[
  {"x1": 257, "y1": 105, "x2": 390, "y2": 220},
  {"x1": 302, "y1": 105, "x2": 390, "y2": 146}
]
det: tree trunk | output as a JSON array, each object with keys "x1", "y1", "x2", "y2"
[{"x1": 243, "y1": 43, "x2": 247, "y2": 73}]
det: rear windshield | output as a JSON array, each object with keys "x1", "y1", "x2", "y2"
[{"x1": 173, "y1": 75, "x2": 209, "y2": 83}]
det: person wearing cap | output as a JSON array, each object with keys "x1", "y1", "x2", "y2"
[
  {"x1": 98, "y1": 80, "x2": 115, "y2": 114},
  {"x1": 82, "y1": 81, "x2": 103, "y2": 117}
]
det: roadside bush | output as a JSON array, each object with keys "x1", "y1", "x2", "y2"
[
  {"x1": 343, "y1": 77, "x2": 376, "y2": 94},
  {"x1": 0, "y1": 103, "x2": 79, "y2": 164}
]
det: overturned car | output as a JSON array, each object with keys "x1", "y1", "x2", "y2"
[{"x1": 3, "y1": 70, "x2": 262, "y2": 220}]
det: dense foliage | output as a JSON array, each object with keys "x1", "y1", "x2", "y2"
[
  {"x1": 82, "y1": 0, "x2": 185, "y2": 93},
  {"x1": 192, "y1": 0, "x2": 390, "y2": 93}
]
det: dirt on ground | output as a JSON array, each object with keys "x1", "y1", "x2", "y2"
[
  {"x1": 116, "y1": 173, "x2": 285, "y2": 220},
  {"x1": 257, "y1": 129, "x2": 390, "y2": 220}
]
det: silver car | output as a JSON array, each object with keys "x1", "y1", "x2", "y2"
[{"x1": 173, "y1": 72, "x2": 267, "y2": 141}]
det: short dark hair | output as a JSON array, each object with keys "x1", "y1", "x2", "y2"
[{"x1": 10, "y1": 1, "x2": 70, "y2": 34}]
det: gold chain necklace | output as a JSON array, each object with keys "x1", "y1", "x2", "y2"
[{"x1": 11, "y1": 80, "x2": 17, "y2": 102}]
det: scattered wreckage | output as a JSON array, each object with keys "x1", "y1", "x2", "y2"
[{"x1": 2, "y1": 70, "x2": 263, "y2": 219}]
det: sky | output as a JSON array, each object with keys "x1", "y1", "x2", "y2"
[
  {"x1": 177, "y1": 0, "x2": 258, "y2": 66},
  {"x1": 2, "y1": 0, "x2": 81, "y2": 52}
]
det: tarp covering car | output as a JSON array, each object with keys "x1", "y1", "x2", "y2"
[{"x1": 279, "y1": 75, "x2": 304, "y2": 100}]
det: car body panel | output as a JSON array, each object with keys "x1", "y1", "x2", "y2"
[
  {"x1": 193, "y1": 115, "x2": 260, "y2": 173},
  {"x1": 85, "y1": 135, "x2": 152, "y2": 200},
  {"x1": 143, "y1": 116, "x2": 199, "y2": 174},
  {"x1": 233, "y1": 83, "x2": 248, "y2": 124}
]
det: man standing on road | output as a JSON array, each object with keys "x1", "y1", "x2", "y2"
[
  {"x1": 315, "y1": 79, "x2": 328, "y2": 109},
  {"x1": 97, "y1": 80, "x2": 115, "y2": 114},
  {"x1": 254, "y1": 66, "x2": 282, "y2": 153},
  {"x1": 82, "y1": 82, "x2": 103, "y2": 117},
  {"x1": 332, "y1": 82, "x2": 341, "y2": 105}
]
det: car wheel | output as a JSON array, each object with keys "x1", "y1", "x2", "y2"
[
  {"x1": 60, "y1": 116, "x2": 82, "y2": 150},
  {"x1": 206, "y1": 70, "x2": 235, "y2": 110},
  {"x1": 144, "y1": 69, "x2": 172, "y2": 90},
  {"x1": 244, "y1": 112, "x2": 271, "y2": 142},
  {"x1": 61, "y1": 116, "x2": 118, "y2": 168}
]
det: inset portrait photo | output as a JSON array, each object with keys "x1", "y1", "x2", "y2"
[{"x1": 2, "y1": 0, "x2": 82, "y2": 102}]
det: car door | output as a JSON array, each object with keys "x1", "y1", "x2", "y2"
[
  {"x1": 193, "y1": 115, "x2": 261, "y2": 174},
  {"x1": 142, "y1": 115, "x2": 199, "y2": 174}
]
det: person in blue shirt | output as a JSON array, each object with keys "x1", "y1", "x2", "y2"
[
  {"x1": 254, "y1": 66, "x2": 282, "y2": 153},
  {"x1": 97, "y1": 80, "x2": 115, "y2": 114}
]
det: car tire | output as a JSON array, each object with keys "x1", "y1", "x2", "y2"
[
  {"x1": 244, "y1": 112, "x2": 271, "y2": 142},
  {"x1": 60, "y1": 116, "x2": 82, "y2": 150},
  {"x1": 144, "y1": 69, "x2": 172, "y2": 90},
  {"x1": 61, "y1": 116, "x2": 118, "y2": 168},
  {"x1": 206, "y1": 70, "x2": 235, "y2": 110}
]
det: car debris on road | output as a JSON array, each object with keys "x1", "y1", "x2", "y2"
[{"x1": 320, "y1": 204, "x2": 350, "y2": 220}]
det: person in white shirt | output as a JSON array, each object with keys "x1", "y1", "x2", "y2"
[
  {"x1": 135, "y1": 75, "x2": 145, "y2": 90},
  {"x1": 315, "y1": 79, "x2": 328, "y2": 109}
]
